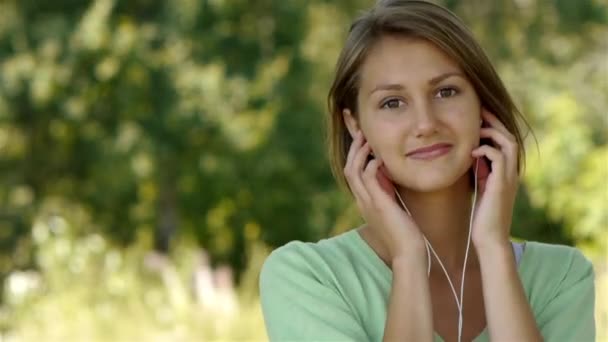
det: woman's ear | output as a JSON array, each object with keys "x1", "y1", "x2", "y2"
[{"x1": 342, "y1": 108, "x2": 360, "y2": 139}]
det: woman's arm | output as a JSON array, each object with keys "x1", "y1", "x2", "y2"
[
  {"x1": 476, "y1": 241, "x2": 543, "y2": 342},
  {"x1": 383, "y1": 249, "x2": 435, "y2": 342},
  {"x1": 470, "y1": 110, "x2": 542, "y2": 340},
  {"x1": 339, "y1": 129, "x2": 435, "y2": 341}
]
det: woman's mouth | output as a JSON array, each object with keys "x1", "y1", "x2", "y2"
[{"x1": 406, "y1": 143, "x2": 453, "y2": 160}]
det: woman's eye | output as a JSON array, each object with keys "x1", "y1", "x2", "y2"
[
  {"x1": 436, "y1": 87, "x2": 458, "y2": 98},
  {"x1": 381, "y1": 98, "x2": 404, "y2": 109}
]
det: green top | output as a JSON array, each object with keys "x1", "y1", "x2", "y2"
[{"x1": 259, "y1": 229, "x2": 595, "y2": 341}]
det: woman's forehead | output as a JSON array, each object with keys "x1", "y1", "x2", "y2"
[{"x1": 358, "y1": 36, "x2": 464, "y2": 92}]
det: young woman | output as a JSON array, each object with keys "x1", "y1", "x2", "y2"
[{"x1": 259, "y1": 1, "x2": 595, "y2": 341}]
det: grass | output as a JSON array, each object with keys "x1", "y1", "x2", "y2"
[{"x1": 0, "y1": 222, "x2": 605, "y2": 341}]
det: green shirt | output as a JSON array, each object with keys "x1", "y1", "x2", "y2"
[{"x1": 259, "y1": 229, "x2": 595, "y2": 341}]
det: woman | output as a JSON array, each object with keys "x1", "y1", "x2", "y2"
[{"x1": 259, "y1": 1, "x2": 595, "y2": 341}]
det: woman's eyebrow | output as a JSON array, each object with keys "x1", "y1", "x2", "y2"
[
  {"x1": 368, "y1": 83, "x2": 404, "y2": 96},
  {"x1": 428, "y1": 71, "x2": 464, "y2": 85},
  {"x1": 368, "y1": 71, "x2": 465, "y2": 96}
]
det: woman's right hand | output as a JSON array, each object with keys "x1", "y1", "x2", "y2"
[{"x1": 344, "y1": 131, "x2": 427, "y2": 264}]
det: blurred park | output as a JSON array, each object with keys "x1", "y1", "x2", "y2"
[{"x1": 0, "y1": 0, "x2": 606, "y2": 340}]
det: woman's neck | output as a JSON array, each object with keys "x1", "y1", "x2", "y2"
[{"x1": 396, "y1": 174, "x2": 477, "y2": 271}]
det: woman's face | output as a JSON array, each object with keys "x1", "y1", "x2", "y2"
[{"x1": 344, "y1": 35, "x2": 482, "y2": 192}]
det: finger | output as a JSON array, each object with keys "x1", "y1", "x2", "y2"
[
  {"x1": 346, "y1": 171, "x2": 371, "y2": 208},
  {"x1": 353, "y1": 141, "x2": 372, "y2": 174},
  {"x1": 377, "y1": 163, "x2": 396, "y2": 199},
  {"x1": 351, "y1": 142, "x2": 373, "y2": 203},
  {"x1": 472, "y1": 157, "x2": 490, "y2": 195},
  {"x1": 344, "y1": 131, "x2": 364, "y2": 172},
  {"x1": 482, "y1": 109, "x2": 512, "y2": 137},
  {"x1": 473, "y1": 156, "x2": 491, "y2": 181},
  {"x1": 362, "y1": 158, "x2": 394, "y2": 208},
  {"x1": 345, "y1": 141, "x2": 372, "y2": 205},
  {"x1": 480, "y1": 127, "x2": 518, "y2": 176},
  {"x1": 471, "y1": 145, "x2": 506, "y2": 184}
]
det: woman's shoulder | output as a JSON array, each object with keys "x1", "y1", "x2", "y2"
[
  {"x1": 260, "y1": 229, "x2": 360, "y2": 276},
  {"x1": 520, "y1": 241, "x2": 594, "y2": 301},
  {"x1": 258, "y1": 230, "x2": 374, "y2": 341},
  {"x1": 260, "y1": 229, "x2": 363, "y2": 279},
  {"x1": 522, "y1": 241, "x2": 593, "y2": 271},
  {"x1": 520, "y1": 241, "x2": 596, "y2": 339}
]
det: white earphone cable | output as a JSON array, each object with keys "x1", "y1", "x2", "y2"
[{"x1": 394, "y1": 158, "x2": 480, "y2": 342}]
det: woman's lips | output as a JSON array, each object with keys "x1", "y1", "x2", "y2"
[{"x1": 406, "y1": 143, "x2": 453, "y2": 160}]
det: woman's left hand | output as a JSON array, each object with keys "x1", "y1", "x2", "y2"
[{"x1": 470, "y1": 108, "x2": 520, "y2": 249}]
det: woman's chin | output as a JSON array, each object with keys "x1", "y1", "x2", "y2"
[
  {"x1": 395, "y1": 172, "x2": 466, "y2": 193},
  {"x1": 386, "y1": 158, "x2": 473, "y2": 193}
]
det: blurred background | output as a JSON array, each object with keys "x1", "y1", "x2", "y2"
[{"x1": 0, "y1": 0, "x2": 605, "y2": 340}]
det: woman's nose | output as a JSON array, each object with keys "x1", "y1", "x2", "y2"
[{"x1": 412, "y1": 101, "x2": 439, "y2": 137}]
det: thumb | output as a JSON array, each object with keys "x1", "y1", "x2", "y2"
[
  {"x1": 474, "y1": 157, "x2": 490, "y2": 194},
  {"x1": 376, "y1": 161, "x2": 396, "y2": 199}
]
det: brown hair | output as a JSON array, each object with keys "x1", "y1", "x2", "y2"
[{"x1": 327, "y1": 0, "x2": 530, "y2": 192}]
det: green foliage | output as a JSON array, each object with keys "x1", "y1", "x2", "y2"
[
  {"x1": 0, "y1": 0, "x2": 338, "y2": 278},
  {"x1": 2, "y1": 207, "x2": 268, "y2": 340},
  {"x1": 0, "y1": 0, "x2": 606, "y2": 338}
]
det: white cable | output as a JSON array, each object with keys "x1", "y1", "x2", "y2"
[
  {"x1": 394, "y1": 158, "x2": 480, "y2": 342},
  {"x1": 422, "y1": 238, "x2": 462, "y2": 310},
  {"x1": 459, "y1": 158, "x2": 480, "y2": 341},
  {"x1": 425, "y1": 242, "x2": 431, "y2": 276}
]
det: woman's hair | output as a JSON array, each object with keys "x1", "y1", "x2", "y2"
[{"x1": 327, "y1": 0, "x2": 530, "y2": 192}]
